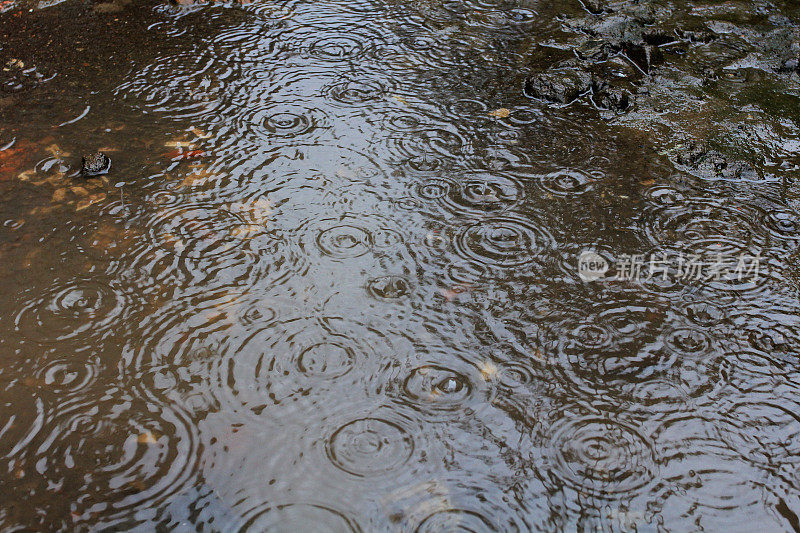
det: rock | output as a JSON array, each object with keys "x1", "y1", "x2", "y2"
[
  {"x1": 675, "y1": 140, "x2": 712, "y2": 167},
  {"x1": 575, "y1": 39, "x2": 618, "y2": 61},
  {"x1": 780, "y1": 57, "x2": 799, "y2": 72},
  {"x1": 592, "y1": 86, "x2": 633, "y2": 111},
  {"x1": 81, "y1": 152, "x2": 111, "y2": 177},
  {"x1": 524, "y1": 69, "x2": 593, "y2": 104},
  {"x1": 676, "y1": 28, "x2": 717, "y2": 44},
  {"x1": 673, "y1": 140, "x2": 760, "y2": 180},
  {"x1": 579, "y1": 0, "x2": 611, "y2": 15},
  {"x1": 623, "y1": 43, "x2": 664, "y2": 73}
]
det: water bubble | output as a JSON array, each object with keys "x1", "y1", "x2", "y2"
[{"x1": 367, "y1": 275, "x2": 412, "y2": 300}]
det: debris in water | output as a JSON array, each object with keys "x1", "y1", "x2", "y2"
[
  {"x1": 137, "y1": 431, "x2": 159, "y2": 445},
  {"x1": 479, "y1": 361, "x2": 498, "y2": 381},
  {"x1": 80, "y1": 152, "x2": 111, "y2": 177},
  {"x1": 489, "y1": 108, "x2": 510, "y2": 118}
]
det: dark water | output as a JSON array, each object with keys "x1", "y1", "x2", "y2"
[{"x1": 2, "y1": 0, "x2": 800, "y2": 530}]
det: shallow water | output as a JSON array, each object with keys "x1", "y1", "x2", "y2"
[{"x1": 1, "y1": 0, "x2": 800, "y2": 530}]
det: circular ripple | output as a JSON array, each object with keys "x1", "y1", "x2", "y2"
[
  {"x1": 298, "y1": 214, "x2": 402, "y2": 262},
  {"x1": 326, "y1": 417, "x2": 414, "y2": 477},
  {"x1": 440, "y1": 172, "x2": 523, "y2": 215},
  {"x1": 316, "y1": 225, "x2": 374, "y2": 259},
  {"x1": 0, "y1": 382, "x2": 45, "y2": 458},
  {"x1": 14, "y1": 279, "x2": 126, "y2": 345},
  {"x1": 403, "y1": 365, "x2": 472, "y2": 410},
  {"x1": 367, "y1": 275, "x2": 412, "y2": 300},
  {"x1": 553, "y1": 300, "x2": 667, "y2": 391},
  {"x1": 497, "y1": 362, "x2": 538, "y2": 390},
  {"x1": 238, "y1": 502, "x2": 360, "y2": 531},
  {"x1": 641, "y1": 197, "x2": 761, "y2": 248},
  {"x1": 454, "y1": 216, "x2": 554, "y2": 268},
  {"x1": 29, "y1": 385, "x2": 200, "y2": 525},
  {"x1": 115, "y1": 49, "x2": 230, "y2": 121},
  {"x1": 210, "y1": 316, "x2": 398, "y2": 416},
  {"x1": 537, "y1": 169, "x2": 595, "y2": 196},
  {"x1": 763, "y1": 209, "x2": 800, "y2": 240},
  {"x1": 508, "y1": 105, "x2": 542, "y2": 125},
  {"x1": 297, "y1": 342, "x2": 356, "y2": 379},
  {"x1": 324, "y1": 78, "x2": 387, "y2": 106},
  {"x1": 32, "y1": 355, "x2": 99, "y2": 396},
  {"x1": 415, "y1": 509, "x2": 495, "y2": 532},
  {"x1": 665, "y1": 327, "x2": 714, "y2": 359},
  {"x1": 685, "y1": 300, "x2": 727, "y2": 327},
  {"x1": 447, "y1": 98, "x2": 488, "y2": 117},
  {"x1": 546, "y1": 413, "x2": 656, "y2": 497},
  {"x1": 715, "y1": 349, "x2": 797, "y2": 394},
  {"x1": 389, "y1": 127, "x2": 466, "y2": 161},
  {"x1": 261, "y1": 110, "x2": 314, "y2": 137},
  {"x1": 147, "y1": 202, "x2": 267, "y2": 261},
  {"x1": 718, "y1": 399, "x2": 800, "y2": 467},
  {"x1": 415, "y1": 178, "x2": 451, "y2": 200},
  {"x1": 384, "y1": 113, "x2": 424, "y2": 131},
  {"x1": 34, "y1": 156, "x2": 71, "y2": 178},
  {"x1": 306, "y1": 35, "x2": 366, "y2": 60},
  {"x1": 397, "y1": 360, "x2": 492, "y2": 422}
]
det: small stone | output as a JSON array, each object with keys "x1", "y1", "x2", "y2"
[
  {"x1": 81, "y1": 152, "x2": 111, "y2": 177},
  {"x1": 524, "y1": 69, "x2": 593, "y2": 104},
  {"x1": 593, "y1": 87, "x2": 633, "y2": 111}
]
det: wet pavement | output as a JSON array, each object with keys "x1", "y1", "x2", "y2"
[{"x1": 1, "y1": 0, "x2": 800, "y2": 530}]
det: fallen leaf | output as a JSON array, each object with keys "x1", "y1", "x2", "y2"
[
  {"x1": 70, "y1": 186, "x2": 89, "y2": 197},
  {"x1": 489, "y1": 108, "x2": 510, "y2": 118},
  {"x1": 29, "y1": 205, "x2": 59, "y2": 216},
  {"x1": 51, "y1": 188, "x2": 68, "y2": 202},
  {"x1": 229, "y1": 224, "x2": 262, "y2": 239},
  {"x1": 179, "y1": 165, "x2": 218, "y2": 187},
  {"x1": 137, "y1": 431, "x2": 159, "y2": 445},
  {"x1": 164, "y1": 141, "x2": 195, "y2": 149},
  {"x1": 439, "y1": 283, "x2": 473, "y2": 302},
  {"x1": 76, "y1": 193, "x2": 106, "y2": 211},
  {"x1": 190, "y1": 127, "x2": 212, "y2": 139},
  {"x1": 168, "y1": 149, "x2": 205, "y2": 160},
  {"x1": 16, "y1": 170, "x2": 37, "y2": 182},
  {"x1": 640, "y1": 179, "x2": 655, "y2": 186},
  {"x1": 479, "y1": 361, "x2": 498, "y2": 381},
  {"x1": 229, "y1": 198, "x2": 273, "y2": 224},
  {"x1": 44, "y1": 144, "x2": 70, "y2": 158},
  {"x1": 390, "y1": 94, "x2": 408, "y2": 105}
]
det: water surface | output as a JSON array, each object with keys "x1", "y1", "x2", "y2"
[{"x1": 1, "y1": 0, "x2": 800, "y2": 530}]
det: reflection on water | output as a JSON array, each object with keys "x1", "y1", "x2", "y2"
[{"x1": 1, "y1": 0, "x2": 800, "y2": 529}]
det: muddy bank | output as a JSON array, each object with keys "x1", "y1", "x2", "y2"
[{"x1": 522, "y1": 0, "x2": 800, "y2": 188}]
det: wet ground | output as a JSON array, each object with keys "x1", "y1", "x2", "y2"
[{"x1": 1, "y1": 0, "x2": 800, "y2": 530}]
